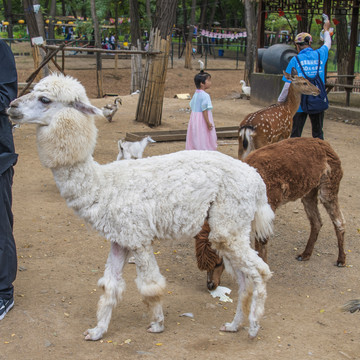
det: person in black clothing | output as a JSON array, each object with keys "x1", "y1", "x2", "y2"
[{"x1": 0, "y1": 39, "x2": 18, "y2": 320}]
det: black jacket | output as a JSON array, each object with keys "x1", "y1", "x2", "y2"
[{"x1": 0, "y1": 39, "x2": 18, "y2": 174}]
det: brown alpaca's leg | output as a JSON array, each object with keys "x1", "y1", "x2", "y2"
[
  {"x1": 298, "y1": 189, "x2": 322, "y2": 261},
  {"x1": 194, "y1": 220, "x2": 224, "y2": 290},
  {"x1": 254, "y1": 237, "x2": 268, "y2": 263},
  {"x1": 319, "y1": 195, "x2": 346, "y2": 266},
  {"x1": 207, "y1": 259, "x2": 225, "y2": 291}
]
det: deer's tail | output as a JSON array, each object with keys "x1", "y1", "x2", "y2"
[{"x1": 239, "y1": 126, "x2": 255, "y2": 160}]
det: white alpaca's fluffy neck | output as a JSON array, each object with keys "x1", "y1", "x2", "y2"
[{"x1": 51, "y1": 157, "x2": 101, "y2": 217}]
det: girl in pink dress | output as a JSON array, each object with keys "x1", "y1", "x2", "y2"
[{"x1": 186, "y1": 71, "x2": 217, "y2": 150}]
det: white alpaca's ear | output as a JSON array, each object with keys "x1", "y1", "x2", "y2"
[{"x1": 72, "y1": 101, "x2": 103, "y2": 116}]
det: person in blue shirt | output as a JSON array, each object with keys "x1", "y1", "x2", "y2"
[
  {"x1": 278, "y1": 20, "x2": 331, "y2": 139},
  {"x1": 0, "y1": 40, "x2": 18, "y2": 320}
]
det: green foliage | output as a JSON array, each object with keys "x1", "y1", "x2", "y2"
[{"x1": 74, "y1": 19, "x2": 94, "y2": 38}]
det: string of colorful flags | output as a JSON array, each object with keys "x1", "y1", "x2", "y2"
[
  {"x1": 200, "y1": 29, "x2": 247, "y2": 39},
  {"x1": 276, "y1": 9, "x2": 340, "y2": 25}
]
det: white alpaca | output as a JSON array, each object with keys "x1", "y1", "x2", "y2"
[
  {"x1": 117, "y1": 136, "x2": 156, "y2": 160},
  {"x1": 8, "y1": 73, "x2": 274, "y2": 341}
]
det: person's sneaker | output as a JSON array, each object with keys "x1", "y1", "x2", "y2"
[{"x1": 0, "y1": 297, "x2": 14, "y2": 320}]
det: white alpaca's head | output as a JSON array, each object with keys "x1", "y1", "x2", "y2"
[{"x1": 7, "y1": 73, "x2": 101, "y2": 168}]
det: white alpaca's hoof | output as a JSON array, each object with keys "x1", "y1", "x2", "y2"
[
  {"x1": 219, "y1": 322, "x2": 239, "y2": 332},
  {"x1": 147, "y1": 321, "x2": 164, "y2": 333},
  {"x1": 248, "y1": 323, "x2": 260, "y2": 339},
  {"x1": 83, "y1": 327, "x2": 105, "y2": 341}
]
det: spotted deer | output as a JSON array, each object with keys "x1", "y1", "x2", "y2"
[{"x1": 238, "y1": 68, "x2": 320, "y2": 159}]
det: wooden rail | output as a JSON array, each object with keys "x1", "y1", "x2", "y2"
[
  {"x1": 125, "y1": 126, "x2": 239, "y2": 142},
  {"x1": 44, "y1": 44, "x2": 161, "y2": 55},
  {"x1": 326, "y1": 75, "x2": 359, "y2": 107}
]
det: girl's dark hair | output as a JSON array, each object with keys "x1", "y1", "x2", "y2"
[{"x1": 194, "y1": 70, "x2": 211, "y2": 89}]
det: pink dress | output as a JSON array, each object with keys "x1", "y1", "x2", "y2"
[{"x1": 186, "y1": 89, "x2": 217, "y2": 150}]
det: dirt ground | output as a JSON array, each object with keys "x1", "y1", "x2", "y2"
[{"x1": 1, "y1": 52, "x2": 360, "y2": 360}]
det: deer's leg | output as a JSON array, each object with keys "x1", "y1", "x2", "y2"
[
  {"x1": 298, "y1": 189, "x2": 322, "y2": 262},
  {"x1": 84, "y1": 242, "x2": 129, "y2": 341},
  {"x1": 133, "y1": 246, "x2": 166, "y2": 333},
  {"x1": 319, "y1": 186, "x2": 346, "y2": 267}
]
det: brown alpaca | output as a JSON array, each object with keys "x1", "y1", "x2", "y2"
[
  {"x1": 238, "y1": 69, "x2": 320, "y2": 159},
  {"x1": 196, "y1": 138, "x2": 345, "y2": 290}
]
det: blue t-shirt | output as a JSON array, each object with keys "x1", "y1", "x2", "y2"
[
  {"x1": 189, "y1": 90, "x2": 213, "y2": 112},
  {"x1": 282, "y1": 46, "x2": 328, "y2": 112}
]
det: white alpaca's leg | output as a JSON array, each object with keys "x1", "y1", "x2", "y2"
[
  {"x1": 133, "y1": 246, "x2": 166, "y2": 333},
  {"x1": 241, "y1": 249, "x2": 270, "y2": 338},
  {"x1": 219, "y1": 239, "x2": 271, "y2": 338},
  {"x1": 84, "y1": 242, "x2": 129, "y2": 341},
  {"x1": 220, "y1": 269, "x2": 246, "y2": 332}
]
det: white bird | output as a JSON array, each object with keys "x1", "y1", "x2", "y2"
[
  {"x1": 240, "y1": 80, "x2": 251, "y2": 99},
  {"x1": 198, "y1": 59, "x2": 204, "y2": 71},
  {"x1": 101, "y1": 97, "x2": 122, "y2": 122},
  {"x1": 117, "y1": 135, "x2": 156, "y2": 160}
]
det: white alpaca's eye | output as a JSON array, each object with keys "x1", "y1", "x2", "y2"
[{"x1": 39, "y1": 97, "x2": 51, "y2": 104}]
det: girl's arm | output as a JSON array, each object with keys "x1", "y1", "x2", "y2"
[{"x1": 203, "y1": 110, "x2": 213, "y2": 130}]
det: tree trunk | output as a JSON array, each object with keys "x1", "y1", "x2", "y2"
[
  {"x1": 297, "y1": 1, "x2": 309, "y2": 33},
  {"x1": 3, "y1": 0, "x2": 14, "y2": 39},
  {"x1": 61, "y1": 0, "x2": 66, "y2": 16},
  {"x1": 90, "y1": 0, "x2": 103, "y2": 98},
  {"x1": 48, "y1": 0, "x2": 57, "y2": 43},
  {"x1": 135, "y1": 0, "x2": 177, "y2": 127},
  {"x1": 131, "y1": 39, "x2": 143, "y2": 93},
  {"x1": 335, "y1": 11, "x2": 349, "y2": 83},
  {"x1": 182, "y1": 0, "x2": 187, "y2": 46},
  {"x1": 243, "y1": 0, "x2": 258, "y2": 84},
  {"x1": 208, "y1": 0, "x2": 218, "y2": 29},
  {"x1": 146, "y1": 0, "x2": 152, "y2": 27},
  {"x1": 200, "y1": 0, "x2": 208, "y2": 29},
  {"x1": 185, "y1": 0, "x2": 196, "y2": 69},
  {"x1": 256, "y1": 0, "x2": 265, "y2": 72},
  {"x1": 23, "y1": 0, "x2": 49, "y2": 80},
  {"x1": 130, "y1": 0, "x2": 142, "y2": 47},
  {"x1": 130, "y1": 0, "x2": 142, "y2": 92},
  {"x1": 348, "y1": 0, "x2": 359, "y2": 83}
]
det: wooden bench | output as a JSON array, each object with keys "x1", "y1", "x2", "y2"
[{"x1": 325, "y1": 75, "x2": 359, "y2": 107}]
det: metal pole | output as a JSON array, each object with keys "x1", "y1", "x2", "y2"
[{"x1": 236, "y1": 44, "x2": 239, "y2": 69}]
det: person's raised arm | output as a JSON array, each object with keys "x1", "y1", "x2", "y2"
[
  {"x1": 277, "y1": 82, "x2": 291, "y2": 103},
  {"x1": 323, "y1": 20, "x2": 331, "y2": 50}
]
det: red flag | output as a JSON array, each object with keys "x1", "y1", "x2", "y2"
[
  {"x1": 333, "y1": 18, "x2": 340, "y2": 25},
  {"x1": 315, "y1": 19, "x2": 322, "y2": 25},
  {"x1": 296, "y1": 14, "x2": 302, "y2": 21},
  {"x1": 278, "y1": 9, "x2": 285, "y2": 16},
  {"x1": 265, "y1": 12, "x2": 268, "y2": 19}
]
